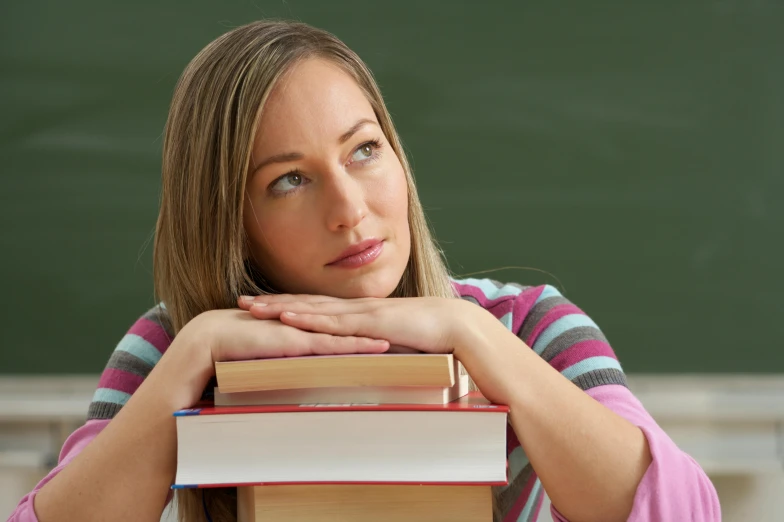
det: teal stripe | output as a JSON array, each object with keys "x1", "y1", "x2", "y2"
[
  {"x1": 534, "y1": 284, "x2": 561, "y2": 304},
  {"x1": 518, "y1": 479, "x2": 543, "y2": 522},
  {"x1": 452, "y1": 278, "x2": 522, "y2": 300},
  {"x1": 499, "y1": 311, "x2": 513, "y2": 331},
  {"x1": 92, "y1": 387, "x2": 132, "y2": 406},
  {"x1": 508, "y1": 445, "x2": 529, "y2": 480},
  {"x1": 532, "y1": 314, "x2": 600, "y2": 354},
  {"x1": 117, "y1": 334, "x2": 163, "y2": 367},
  {"x1": 561, "y1": 356, "x2": 623, "y2": 381}
]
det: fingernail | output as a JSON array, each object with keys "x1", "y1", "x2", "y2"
[
  {"x1": 240, "y1": 296, "x2": 254, "y2": 301},
  {"x1": 283, "y1": 311, "x2": 296, "y2": 316},
  {"x1": 252, "y1": 302, "x2": 268, "y2": 307}
]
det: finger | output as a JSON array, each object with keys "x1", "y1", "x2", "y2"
[
  {"x1": 238, "y1": 294, "x2": 343, "y2": 311},
  {"x1": 386, "y1": 344, "x2": 424, "y2": 354},
  {"x1": 239, "y1": 294, "x2": 382, "y2": 310},
  {"x1": 247, "y1": 300, "x2": 376, "y2": 320},
  {"x1": 301, "y1": 332, "x2": 389, "y2": 356},
  {"x1": 279, "y1": 312, "x2": 371, "y2": 339}
]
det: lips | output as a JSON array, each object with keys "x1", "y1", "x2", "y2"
[{"x1": 327, "y1": 239, "x2": 384, "y2": 266}]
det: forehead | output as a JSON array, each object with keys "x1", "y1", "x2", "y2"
[{"x1": 254, "y1": 58, "x2": 376, "y2": 151}]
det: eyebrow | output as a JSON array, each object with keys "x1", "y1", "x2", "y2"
[{"x1": 251, "y1": 118, "x2": 379, "y2": 174}]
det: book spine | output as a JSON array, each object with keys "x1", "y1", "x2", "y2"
[{"x1": 171, "y1": 480, "x2": 509, "y2": 489}]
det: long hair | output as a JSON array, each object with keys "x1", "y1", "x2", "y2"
[{"x1": 154, "y1": 20, "x2": 463, "y2": 521}]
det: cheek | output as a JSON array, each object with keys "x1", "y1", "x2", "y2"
[
  {"x1": 244, "y1": 205, "x2": 311, "y2": 272},
  {"x1": 372, "y1": 155, "x2": 409, "y2": 224},
  {"x1": 388, "y1": 165, "x2": 411, "y2": 237}
]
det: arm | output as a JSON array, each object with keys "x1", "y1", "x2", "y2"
[
  {"x1": 8, "y1": 420, "x2": 109, "y2": 521},
  {"x1": 15, "y1": 307, "x2": 387, "y2": 522},
  {"x1": 237, "y1": 287, "x2": 720, "y2": 521},
  {"x1": 455, "y1": 297, "x2": 720, "y2": 522},
  {"x1": 30, "y1": 324, "x2": 211, "y2": 522}
]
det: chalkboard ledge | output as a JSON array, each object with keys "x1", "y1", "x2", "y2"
[{"x1": 0, "y1": 374, "x2": 783, "y2": 475}]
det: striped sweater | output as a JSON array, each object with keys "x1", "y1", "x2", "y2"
[{"x1": 10, "y1": 278, "x2": 720, "y2": 522}]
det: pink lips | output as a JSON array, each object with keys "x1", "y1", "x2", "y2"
[{"x1": 327, "y1": 239, "x2": 384, "y2": 268}]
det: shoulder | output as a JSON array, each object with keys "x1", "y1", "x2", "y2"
[
  {"x1": 112, "y1": 305, "x2": 175, "y2": 366},
  {"x1": 451, "y1": 277, "x2": 559, "y2": 331},
  {"x1": 87, "y1": 305, "x2": 175, "y2": 420},
  {"x1": 451, "y1": 278, "x2": 626, "y2": 390}
]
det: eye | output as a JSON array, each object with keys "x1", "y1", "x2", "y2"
[
  {"x1": 352, "y1": 143, "x2": 374, "y2": 162},
  {"x1": 269, "y1": 171, "x2": 306, "y2": 195},
  {"x1": 350, "y1": 139, "x2": 381, "y2": 164}
]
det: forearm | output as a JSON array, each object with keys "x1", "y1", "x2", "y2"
[
  {"x1": 456, "y1": 308, "x2": 651, "y2": 522},
  {"x1": 33, "y1": 334, "x2": 212, "y2": 522}
]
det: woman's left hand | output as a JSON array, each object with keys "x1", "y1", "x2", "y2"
[{"x1": 237, "y1": 294, "x2": 478, "y2": 356}]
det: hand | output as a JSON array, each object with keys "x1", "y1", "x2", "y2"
[
  {"x1": 196, "y1": 308, "x2": 390, "y2": 362},
  {"x1": 237, "y1": 294, "x2": 473, "y2": 356},
  {"x1": 156, "y1": 308, "x2": 390, "y2": 408}
]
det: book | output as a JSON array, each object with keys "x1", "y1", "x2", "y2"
[
  {"x1": 237, "y1": 484, "x2": 492, "y2": 522},
  {"x1": 212, "y1": 371, "x2": 470, "y2": 406},
  {"x1": 173, "y1": 392, "x2": 509, "y2": 487},
  {"x1": 214, "y1": 353, "x2": 458, "y2": 394}
]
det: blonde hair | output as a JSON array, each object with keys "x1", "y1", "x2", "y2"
[{"x1": 154, "y1": 20, "x2": 466, "y2": 521}]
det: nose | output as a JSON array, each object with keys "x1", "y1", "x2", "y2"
[{"x1": 323, "y1": 168, "x2": 368, "y2": 232}]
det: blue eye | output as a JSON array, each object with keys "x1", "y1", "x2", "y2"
[{"x1": 270, "y1": 171, "x2": 305, "y2": 195}]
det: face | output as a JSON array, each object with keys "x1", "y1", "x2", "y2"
[{"x1": 243, "y1": 58, "x2": 411, "y2": 298}]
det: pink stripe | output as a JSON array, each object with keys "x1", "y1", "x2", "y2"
[
  {"x1": 503, "y1": 470, "x2": 539, "y2": 522},
  {"x1": 128, "y1": 317, "x2": 173, "y2": 355},
  {"x1": 452, "y1": 283, "x2": 510, "y2": 310},
  {"x1": 525, "y1": 303, "x2": 584, "y2": 346},
  {"x1": 548, "y1": 339, "x2": 617, "y2": 373},
  {"x1": 97, "y1": 367, "x2": 145, "y2": 396},
  {"x1": 454, "y1": 283, "x2": 545, "y2": 322},
  {"x1": 511, "y1": 288, "x2": 542, "y2": 333}
]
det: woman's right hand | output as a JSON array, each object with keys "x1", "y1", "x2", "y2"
[
  {"x1": 202, "y1": 308, "x2": 390, "y2": 362},
  {"x1": 156, "y1": 307, "x2": 390, "y2": 410}
]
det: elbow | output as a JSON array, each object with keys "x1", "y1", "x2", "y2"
[{"x1": 626, "y1": 445, "x2": 721, "y2": 522}]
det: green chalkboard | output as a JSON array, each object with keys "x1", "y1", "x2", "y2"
[{"x1": 1, "y1": 1, "x2": 782, "y2": 374}]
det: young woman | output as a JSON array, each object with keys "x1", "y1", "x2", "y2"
[{"x1": 11, "y1": 20, "x2": 720, "y2": 522}]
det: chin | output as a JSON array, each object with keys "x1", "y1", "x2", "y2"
[{"x1": 329, "y1": 270, "x2": 403, "y2": 299}]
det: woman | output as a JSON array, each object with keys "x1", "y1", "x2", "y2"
[{"x1": 11, "y1": 20, "x2": 720, "y2": 522}]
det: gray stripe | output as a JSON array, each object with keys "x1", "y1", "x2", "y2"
[
  {"x1": 526, "y1": 482, "x2": 545, "y2": 522},
  {"x1": 539, "y1": 325, "x2": 608, "y2": 363},
  {"x1": 572, "y1": 368, "x2": 628, "y2": 390},
  {"x1": 517, "y1": 295, "x2": 571, "y2": 343},
  {"x1": 106, "y1": 349, "x2": 154, "y2": 379},
  {"x1": 142, "y1": 305, "x2": 175, "y2": 339},
  {"x1": 87, "y1": 401, "x2": 123, "y2": 420},
  {"x1": 488, "y1": 279, "x2": 531, "y2": 293},
  {"x1": 494, "y1": 463, "x2": 534, "y2": 519},
  {"x1": 459, "y1": 295, "x2": 481, "y2": 307}
]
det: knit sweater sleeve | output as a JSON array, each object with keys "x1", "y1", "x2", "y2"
[
  {"x1": 7, "y1": 307, "x2": 174, "y2": 521},
  {"x1": 452, "y1": 279, "x2": 719, "y2": 522}
]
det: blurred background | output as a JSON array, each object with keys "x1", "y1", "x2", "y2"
[{"x1": 1, "y1": 1, "x2": 782, "y2": 520}]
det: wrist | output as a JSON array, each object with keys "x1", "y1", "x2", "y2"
[
  {"x1": 450, "y1": 299, "x2": 495, "y2": 360},
  {"x1": 147, "y1": 313, "x2": 216, "y2": 410},
  {"x1": 450, "y1": 300, "x2": 536, "y2": 407}
]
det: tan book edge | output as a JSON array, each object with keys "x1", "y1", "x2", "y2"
[
  {"x1": 237, "y1": 484, "x2": 492, "y2": 522},
  {"x1": 216, "y1": 353, "x2": 456, "y2": 393},
  {"x1": 214, "y1": 372, "x2": 470, "y2": 406}
]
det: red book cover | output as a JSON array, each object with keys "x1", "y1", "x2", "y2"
[{"x1": 175, "y1": 391, "x2": 509, "y2": 417}]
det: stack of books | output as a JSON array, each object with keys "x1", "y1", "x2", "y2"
[{"x1": 172, "y1": 354, "x2": 509, "y2": 522}]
